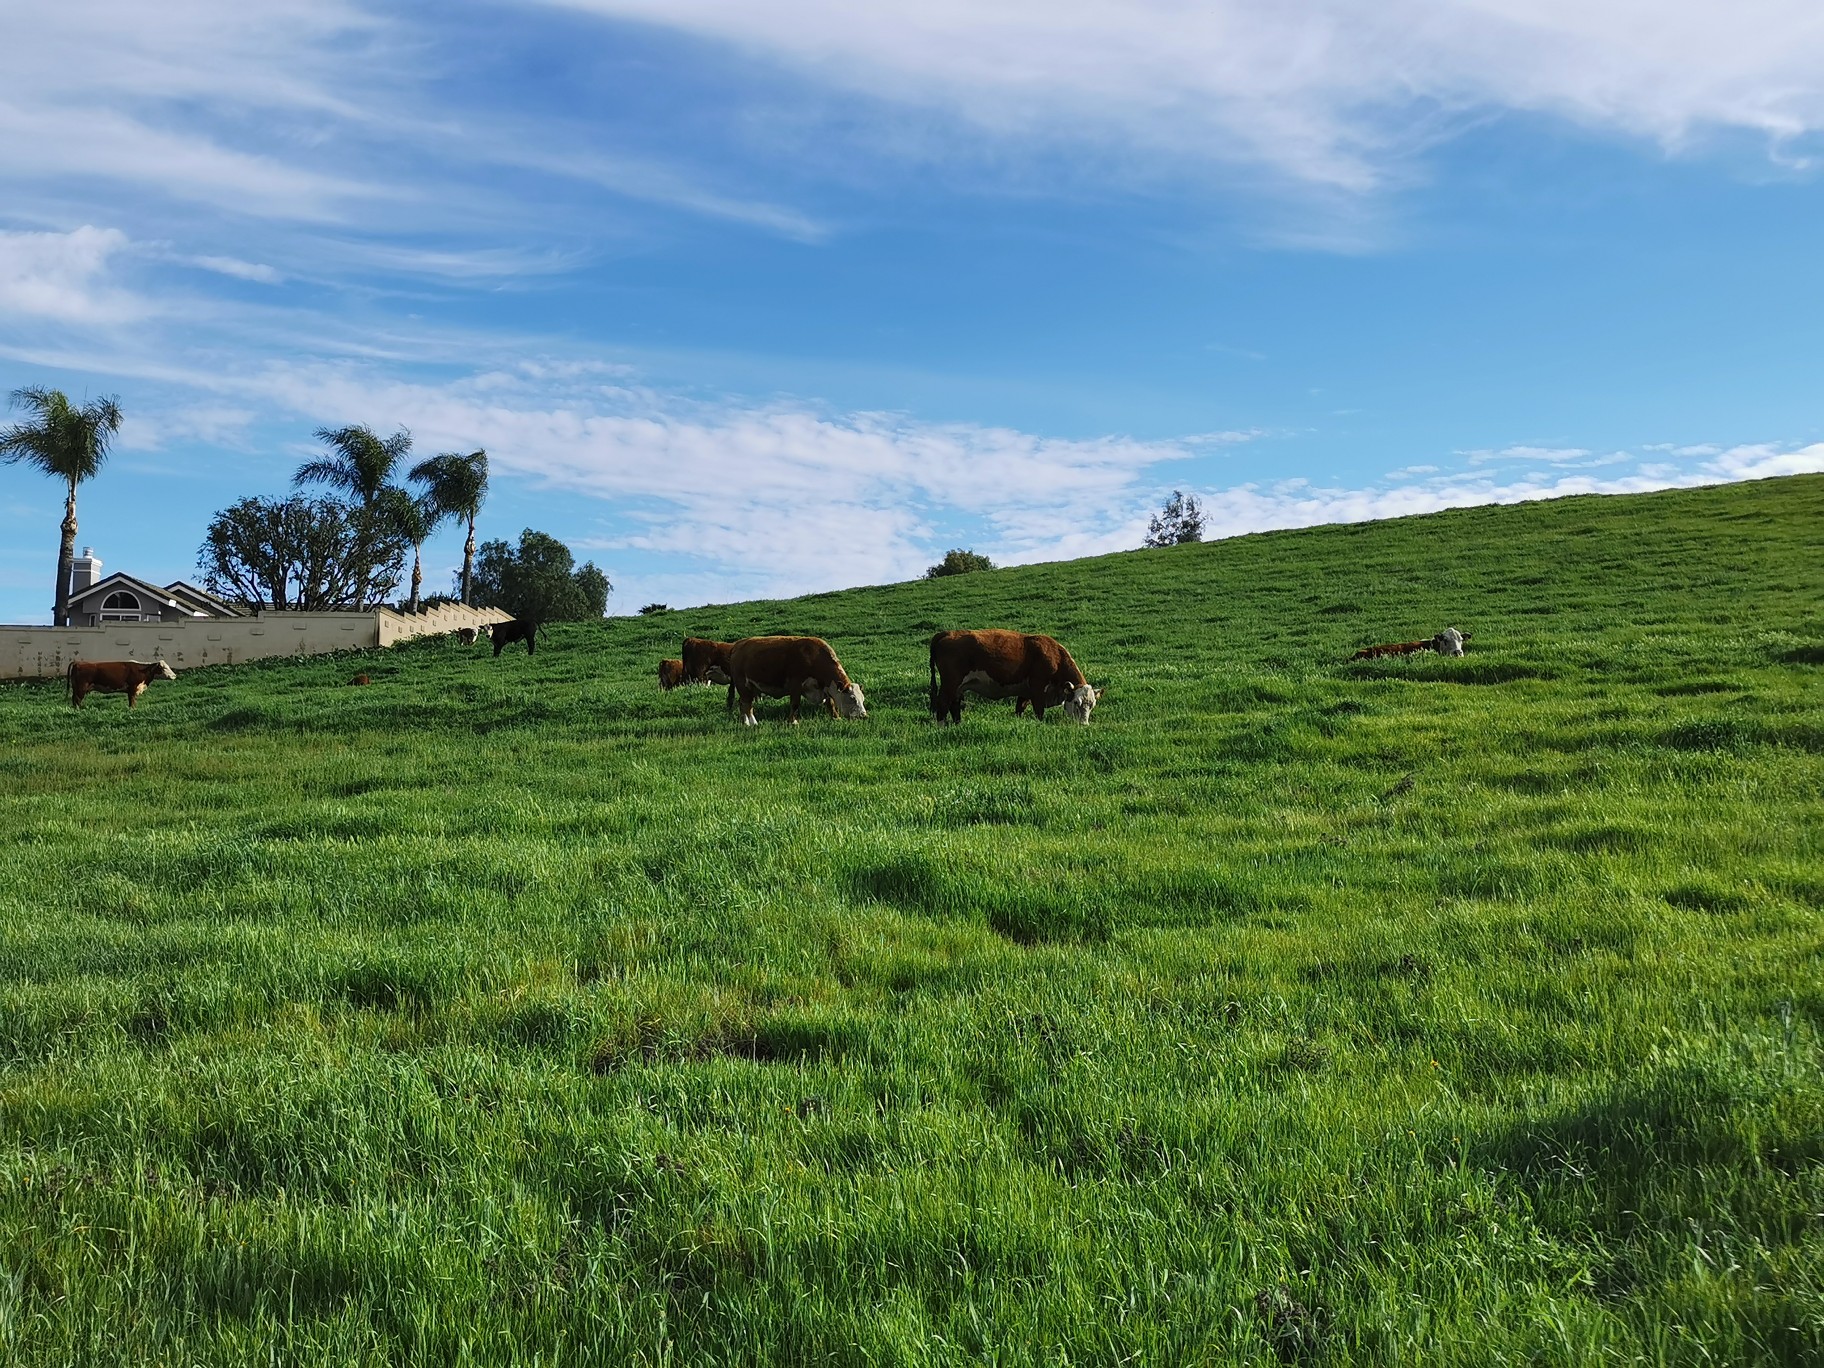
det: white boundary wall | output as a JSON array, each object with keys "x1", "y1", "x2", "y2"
[{"x1": 1, "y1": 604, "x2": 512, "y2": 680}]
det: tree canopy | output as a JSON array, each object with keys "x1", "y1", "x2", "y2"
[
  {"x1": 924, "y1": 548, "x2": 996, "y2": 579},
  {"x1": 469, "y1": 529, "x2": 611, "y2": 622},
  {"x1": 199, "y1": 495, "x2": 410, "y2": 612},
  {"x1": 294, "y1": 425, "x2": 412, "y2": 507},
  {"x1": 1143, "y1": 490, "x2": 1205, "y2": 548}
]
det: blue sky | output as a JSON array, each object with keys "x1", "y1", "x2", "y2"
[{"x1": 4, "y1": 0, "x2": 1823, "y2": 622}]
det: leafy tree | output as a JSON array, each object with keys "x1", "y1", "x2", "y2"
[
  {"x1": 293, "y1": 425, "x2": 412, "y2": 507},
  {"x1": 925, "y1": 548, "x2": 996, "y2": 579},
  {"x1": 639, "y1": 603, "x2": 670, "y2": 615},
  {"x1": 469, "y1": 529, "x2": 610, "y2": 622},
  {"x1": 199, "y1": 496, "x2": 409, "y2": 612},
  {"x1": 408, "y1": 448, "x2": 489, "y2": 604},
  {"x1": 376, "y1": 487, "x2": 445, "y2": 614},
  {"x1": 0, "y1": 386, "x2": 123, "y2": 625},
  {"x1": 1144, "y1": 490, "x2": 1205, "y2": 548}
]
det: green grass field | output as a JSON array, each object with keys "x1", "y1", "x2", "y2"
[{"x1": 3, "y1": 475, "x2": 1821, "y2": 1365}]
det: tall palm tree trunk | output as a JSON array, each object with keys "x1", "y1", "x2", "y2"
[
  {"x1": 54, "y1": 479, "x2": 78, "y2": 627},
  {"x1": 461, "y1": 512, "x2": 476, "y2": 605},
  {"x1": 409, "y1": 546, "x2": 424, "y2": 615}
]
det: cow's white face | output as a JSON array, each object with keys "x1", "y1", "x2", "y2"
[
  {"x1": 1062, "y1": 684, "x2": 1100, "y2": 724},
  {"x1": 155, "y1": 660, "x2": 177, "y2": 680},
  {"x1": 1434, "y1": 628, "x2": 1466, "y2": 657},
  {"x1": 832, "y1": 682, "x2": 867, "y2": 719}
]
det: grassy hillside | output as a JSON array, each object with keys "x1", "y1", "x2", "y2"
[{"x1": 2, "y1": 475, "x2": 1821, "y2": 1366}]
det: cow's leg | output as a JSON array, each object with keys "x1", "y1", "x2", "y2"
[
  {"x1": 788, "y1": 691, "x2": 802, "y2": 724},
  {"x1": 71, "y1": 685, "x2": 85, "y2": 708},
  {"x1": 738, "y1": 686, "x2": 758, "y2": 725},
  {"x1": 525, "y1": 634, "x2": 535, "y2": 656},
  {"x1": 493, "y1": 637, "x2": 506, "y2": 658},
  {"x1": 129, "y1": 683, "x2": 144, "y2": 709}
]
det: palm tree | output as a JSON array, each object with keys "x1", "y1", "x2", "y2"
[
  {"x1": 377, "y1": 488, "x2": 444, "y2": 614},
  {"x1": 408, "y1": 448, "x2": 489, "y2": 605},
  {"x1": 293, "y1": 424, "x2": 412, "y2": 506},
  {"x1": 0, "y1": 387, "x2": 124, "y2": 626}
]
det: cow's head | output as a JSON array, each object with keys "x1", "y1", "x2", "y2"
[
  {"x1": 830, "y1": 681, "x2": 867, "y2": 719},
  {"x1": 1062, "y1": 683, "x2": 1101, "y2": 724},
  {"x1": 154, "y1": 660, "x2": 177, "y2": 681},
  {"x1": 1433, "y1": 627, "x2": 1466, "y2": 657}
]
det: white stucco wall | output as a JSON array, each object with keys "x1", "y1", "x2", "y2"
[{"x1": 1, "y1": 604, "x2": 512, "y2": 679}]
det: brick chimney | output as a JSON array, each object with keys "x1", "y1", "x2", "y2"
[{"x1": 70, "y1": 547, "x2": 102, "y2": 596}]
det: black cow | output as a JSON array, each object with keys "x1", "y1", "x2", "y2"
[{"x1": 491, "y1": 619, "x2": 540, "y2": 657}]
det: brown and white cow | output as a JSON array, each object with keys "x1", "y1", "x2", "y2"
[
  {"x1": 658, "y1": 658, "x2": 686, "y2": 690},
  {"x1": 67, "y1": 659, "x2": 177, "y2": 709},
  {"x1": 681, "y1": 636, "x2": 736, "y2": 685},
  {"x1": 929, "y1": 629, "x2": 1101, "y2": 724},
  {"x1": 726, "y1": 636, "x2": 866, "y2": 725},
  {"x1": 1349, "y1": 627, "x2": 1471, "y2": 661}
]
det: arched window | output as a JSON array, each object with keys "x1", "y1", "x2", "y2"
[{"x1": 100, "y1": 590, "x2": 142, "y2": 622}]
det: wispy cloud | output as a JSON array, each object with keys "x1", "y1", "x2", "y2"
[
  {"x1": 192, "y1": 256, "x2": 281, "y2": 284},
  {"x1": 0, "y1": 226, "x2": 143, "y2": 325},
  {"x1": 541, "y1": 0, "x2": 1824, "y2": 194}
]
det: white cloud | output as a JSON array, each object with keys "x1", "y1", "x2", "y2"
[
  {"x1": 193, "y1": 256, "x2": 281, "y2": 284},
  {"x1": 0, "y1": 225, "x2": 143, "y2": 324},
  {"x1": 542, "y1": 0, "x2": 1824, "y2": 189},
  {"x1": 139, "y1": 357, "x2": 1817, "y2": 605}
]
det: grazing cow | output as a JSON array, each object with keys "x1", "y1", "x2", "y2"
[
  {"x1": 67, "y1": 659, "x2": 176, "y2": 709},
  {"x1": 681, "y1": 636, "x2": 736, "y2": 685},
  {"x1": 350, "y1": 674, "x2": 371, "y2": 686},
  {"x1": 929, "y1": 629, "x2": 1101, "y2": 725},
  {"x1": 658, "y1": 658, "x2": 686, "y2": 690},
  {"x1": 491, "y1": 618, "x2": 539, "y2": 657},
  {"x1": 727, "y1": 636, "x2": 866, "y2": 725},
  {"x1": 453, "y1": 627, "x2": 478, "y2": 646},
  {"x1": 1349, "y1": 628, "x2": 1472, "y2": 662}
]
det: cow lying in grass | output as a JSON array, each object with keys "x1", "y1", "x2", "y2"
[
  {"x1": 727, "y1": 636, "x2": 866, "y2": 725},
  {"x1": 929, "y1": 629, "x2": 1101, "y2": 724},
  {"x1": 1350, "y1": 628, "x2": 1470, "y2": 661},
  {"x1": 67, "y1": 659, "x2": 176, "y2": 709}
]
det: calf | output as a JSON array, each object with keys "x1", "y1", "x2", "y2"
[
  {"x1": 67, "y1": 659, "x2": 177, "y2": 709},
  {"x1": 350, "y1": 674, "x2": 371, "y2": 686},
  {"x1": 658, "y1": 658, "x2": 686, "y2": 690},
  {"x1": 727, "y1": 636, "x2": 866, "y2": 725},
  {"x1": 1349, "y1": 628, "x2": 1472, "y2": 662},
  {"x1": 453, "y1": 627, "x2": 477, "y2": 646},
  {"x1": 681, "y1": 636, "x2": 736, "y2": 685},
  {"x1": 491, "y1": 618, "x2": 539, "y2": 657},
  {"x1": 929, "y1": 629, "x2": 1101, "y2": 724}
]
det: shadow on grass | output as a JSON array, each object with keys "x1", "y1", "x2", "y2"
[{"x1": 1469, "y1": 1056, "x2": 1822, "y2": 1360}]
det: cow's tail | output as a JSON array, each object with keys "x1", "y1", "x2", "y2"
[
  {"x1": 928, "y1": 645, "x2": 940, "y2": 717},
  {"x1": 724, "y1": 681, "x2": 737, "y2": 714},
  {"x1": 65, "y1": 660, "x2": 75, "y2": 696}
]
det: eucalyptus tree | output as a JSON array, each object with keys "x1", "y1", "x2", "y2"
[
  {"x1": 0, "y1": 386, "x2": 124, "y2": 626},
  {"x1": 293, "y1": 424, "x2": 412, "y2": 507},
  {"x1": 408, "y1": 447, "x2": 489, "y2": 604}
]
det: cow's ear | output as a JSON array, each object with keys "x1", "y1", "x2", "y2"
[{"x1": 1092, "y1": 686, "x2": 1105, "y2": 701}]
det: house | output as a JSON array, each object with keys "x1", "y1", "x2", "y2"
[{"x1": 60, "y1": 548, "x2": 241, "y2": 627}]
